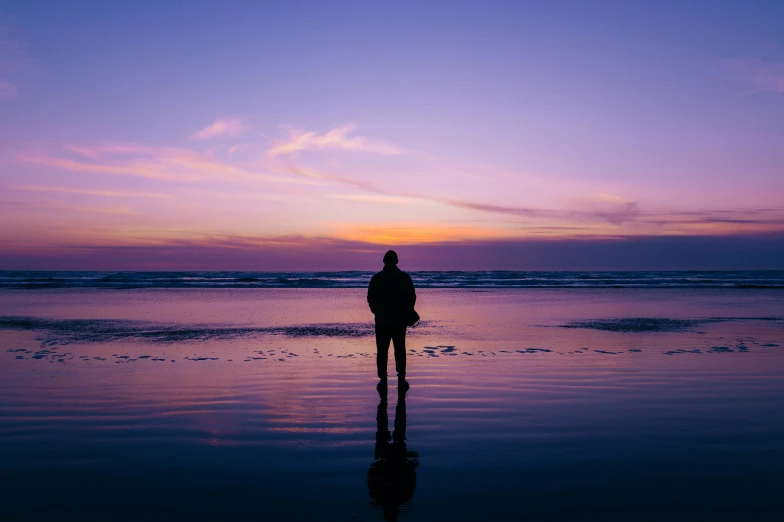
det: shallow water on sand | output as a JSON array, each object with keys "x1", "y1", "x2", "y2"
[{"x1": 1, "y1": 289, "x2": 784, "y2": 521}]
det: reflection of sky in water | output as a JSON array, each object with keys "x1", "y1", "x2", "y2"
[{"x1": 1, "y1": 289, "x2": 783, "y2": 520}]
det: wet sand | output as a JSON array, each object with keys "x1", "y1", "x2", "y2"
[{"x1": 2, "y1": 288, "x2": 784, "y2": 521}]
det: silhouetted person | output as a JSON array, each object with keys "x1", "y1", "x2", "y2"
[
  {"x1": 368, "y1": 383, "x2": 418, "y2": 521},
  {"x1": 367, "y1": 250, "x2": 416, "y2": 383}
]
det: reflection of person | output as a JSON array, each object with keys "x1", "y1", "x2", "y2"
[
  {"x1": 368, "y1": 383, "x2": 418, "y2": 522},
  {"x1": 367, "y1": 250, "x2": 416, "y2": 383}
]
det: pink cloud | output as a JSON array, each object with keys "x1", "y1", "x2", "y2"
[
  {"x1": 729, "y1": 58, "x2": 784, "y2": 95},
  {"x1": 12, "y1": 121, "x2": 784, "y2": 251},
  {"x1": 11, "y1": 185, "x2": 171, "y2": 199},
  {"x1": 21, "y1": 143, "x2": 314, "y2": 186},
  {"x1": 42, "y1": 199, "x2": 136, "y2": 215},
  {"x1": 267, "y1": 124, "x2": 405, "y2": 157},
  {"x1": 189, "y1": 119, "x2": 248, "y2": 140}
]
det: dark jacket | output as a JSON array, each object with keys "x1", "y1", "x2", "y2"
[{"x1": 367, "y1": 266, "x2": 416, "y2": 325}]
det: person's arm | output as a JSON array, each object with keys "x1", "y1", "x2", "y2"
[
  {"x1": 407, "y1": 274, "x2": 416, "y2": 308},
  {"x1": 367, "y1": 276, "x2": 378, "y2": 314}
]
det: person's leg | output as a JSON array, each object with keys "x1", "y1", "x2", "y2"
[
  {"x1": 391, "y1": 324, "x2": 407, "y2": 378},
  {"x1": 375, "y1": 324, "x2": 392, "y2": 380}
]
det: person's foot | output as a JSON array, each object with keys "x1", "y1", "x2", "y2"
[
  {"x1": 398, "y1": 379, "x2": 409, "y2": 392},
  {"x1": 377, "y1": 379, "x2": 388, "y2": 393}
]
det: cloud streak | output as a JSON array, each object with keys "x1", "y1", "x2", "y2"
[
  {"x1": 0, "y1": 78, "x2": 17, "y2": 99},
  {"x1": 21, "y1": 144, "x2": 316, "y2": 186},
  {"x1": 267, "y1": 124, "x2": 405, "y2": 157},
  {"x1": 12, "y1": 124, "x2": 784, "y2": 250},
  {"x1": 326, "y1": 194, "x2": 421, "y2": 205},
  {"x1": 275, "y1": 156, "x2": 784, "y2": 234},
  {"x1": 43, "y1": 199, "x2": 135, "y2": 215},
  {"x1": 12, "y1": 185, "x2": 172, "y2": 199},
  {"x1": 190, "y1": 119, "x2": 249, "y2": 140}
]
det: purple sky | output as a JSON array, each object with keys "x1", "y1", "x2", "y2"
[{"x1": 1, "y1": 1, "x2": 783, "y2": 270}]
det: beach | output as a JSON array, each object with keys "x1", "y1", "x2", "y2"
[
  {"x1": 2, "y1": 282, "x2": 784, "y2": 520},
  {"x1": 4, "y1": 1, "x2": 784, "y2": 519}
]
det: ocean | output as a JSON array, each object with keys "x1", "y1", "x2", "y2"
[
  {"x1": 1, "y1": 269, "x2": 783, "y2": 289},
  {"x1": 1, "y1": 273, "x2": 783, "y2": 520}
]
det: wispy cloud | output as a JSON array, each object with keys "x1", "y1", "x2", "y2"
[
  {"x1": 0, "y1": 78, "x2": 16, "y2": 99},
  {"x1": 267, "y1": 124, "x2": 405, "y2": 157},
  {"x1": 568, "y1": 193, "x2": 640, "y2": 225},
  {"x1": 414, "y1": 195, "x2": 643, "y2": 230},
  {"x1": 213, "y1": 191, "x2": 292, "y2": 203},
  {"x1": 266, "y1": 136, "x2": 639, "y2": 226},
  {"x1": 633, "y1": 208, "x2": 784, "y2": 235},
  {"x1": 12, "y1": 185, "x2": 172, "y2": 199},
  {"x1": 44, "y1": 199, "x2": 136, "y2": 215},
  {"x1": 66, "y1": 145, "x2": 103, "y2": 159},
  {"x1": 22, "y1": 154, "x2": 195, "y2": 181},
  {"x1": 190, "y1": 119, "x2": 248, "y2": 140},
  {"x1": 729, "y1": 58, "x2": 784, "y2": 95},
  {"x1": 21, "y1": 143, "x2": 315, "y2": 186},
  {"x1": 13, "y1": 122, "x2": 784, "y2": 248},
  {"x1": 276, "y1": 156, "x2": 781, "y2": 233},
  {"x1": 281, "y1": 159, "x2": 642, "y2": 226},
  {"x1": 434, "y1": 197, "x2": 549, "y2": 218},
  {"x1": 326, "y1": 194, "x2": 421, "y2": 205}
]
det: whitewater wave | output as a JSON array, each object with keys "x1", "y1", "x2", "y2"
[{"x1": 1, "y1": 270, "x2": 783, "y2": 289}]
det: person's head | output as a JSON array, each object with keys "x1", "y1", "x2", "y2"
[{"x1": 383, "y1": 250, "x2": 398, "y2": 266}]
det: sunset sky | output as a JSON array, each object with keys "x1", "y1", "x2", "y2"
[{"x1": 1, "y1": 1, "x2": 783, "y2": 270}]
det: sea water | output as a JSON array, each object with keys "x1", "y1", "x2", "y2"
[{"x1": 1, "y1": 282, "x2": 783, "y2": 520}]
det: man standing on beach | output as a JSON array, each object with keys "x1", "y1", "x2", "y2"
[{"x1": 367, "y1": 250, "x2": 416, "y2": 385}]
